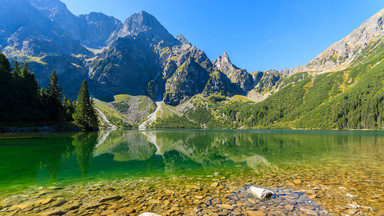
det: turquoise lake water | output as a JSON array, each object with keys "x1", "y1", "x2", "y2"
[{"x1": 0, "y1": 129, "x2": 383, "y2": 192}]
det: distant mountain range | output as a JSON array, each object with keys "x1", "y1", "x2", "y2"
[
  {"x1": 2, "y1": 0, "x2": 384, "y2": 129},
  {"x1": 0, "y1": 0, "x2": 289, "y2": 102}
]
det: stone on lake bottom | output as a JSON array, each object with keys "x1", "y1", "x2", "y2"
[
  {"x1": 248, "y1": 186, "x2": 275, "y2": 199},
  {"x1": 284, "y1": 204, "x2": 294, "y2": 211},
  {"x1": 216, "y1": 204, "x2": 234, "y2": 210},
  {"x1": 211, "y1": 182, "x2": 219, "y2": 187},
  {"x1": 63, "y1": 203, "x2": 80, "y2": 210},
  {"x1": 85, "y1": 203, "x2": 103, "y2": 209},
  {"x1": 139, "y1": 213, "x2": 161, "y2": 216},
  {"x1": 246, "y1": 210, "x2": 265, "y2": 216},
  {"x1": 116, "y1": 207, "x2": 135, "y2": 214},
  {"x1": 37, "y1": 209, "x2": 63, "y2": 216},
  {"x1": 346, "y1": 193, "x2": 356, "y2": 198},
  {"x1": 101, "y1": 210, "x2": 115, "y2": 215},
  {"x1": 99, "y1": 195, "x2": 122, "y2": 202},
  {"x1": 293, "y1": 179, "x2": 302, "y2": 185}
]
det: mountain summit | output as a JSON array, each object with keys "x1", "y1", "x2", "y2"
[
  {"x1": 214, "y1": 52, "x2": 254, "y2": 91},
  {"x1": 3, "y1": 0, "x2": 384, "y2": 110},
  {"x1": 115, "y1": 11, "x2": 178, "y2": 46},
  {"x1": 299, "y1": 8, "x2": 384, "y2": 73}
]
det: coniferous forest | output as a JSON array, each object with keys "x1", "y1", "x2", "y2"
[{"x1": 0, "y1": 51, "x2": 98, "y2": 130}]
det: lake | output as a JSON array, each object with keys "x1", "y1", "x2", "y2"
[{"x1": 0, "y1": 130, "x2": 383, "y2": 215}]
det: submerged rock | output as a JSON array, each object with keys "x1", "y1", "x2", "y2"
[
  {"x1": 139, "y1": 212, "x2": 161, "y2": 216},
  {"x1": 248, "y1": 186, "x2": 275, "y2": 200}
]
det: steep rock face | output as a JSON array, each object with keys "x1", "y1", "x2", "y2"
[
  {"x1": 0, "y1": 0, "x2": 82, "y2": 55},
  {"x1": 28, "y1": 0, "x2": 121, "y2": 48},
  {"x1": 176, "y1": 34, "x2": 191, "y2": 45},
  {"x1": 87, "y1": 11, "x2": 180, "y2": 100},
  {"x1": 214, "y1": 52, "x2": 254, "y2": 92},
  {"x1": 203, "y1": 71, "x2": 238, "y2": 97},
  {"x1": 254, "y1": 72, "x2": 281, "y2": 92},
  {"x1": 164, "y1": 58, "x2": 210, "y2": 105},
  {"x1": 79, "y1": 12, "x2": 121, "y2": 48},
  {"x1": 113, "y1": 11, "x2": 179, "y2": 47},
  {"x1": 87, "y1": 36, "x2": 161, "y2": 100},
  {"x1": 0, "y1": 0, "x2": 88, "y2": 95},
  {"x1": 299, "y1": 9, "x2": 384, "y2": 73},
  {"x1": 0, "y1": 0, "x2": 287, "y2": 102},
  {"x1": 27, "y1": 0, "x2": 82, "y2": 41}
]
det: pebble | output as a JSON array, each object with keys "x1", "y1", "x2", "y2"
[
  {"x1": 211, "y1": 182, "x2": 219, "y2": 187},
  {"x1": 1, "y1": 172, "x2": 382, "y2": 216},
  {"x1": 346, "y1": 193, "x2": 356, "y2": 198},
  {"x1": 37, "y1": 209, "x2": 63, "y2": 216},
  {"x1": 293, "y1": 179, "x2": 302, "y2": 185},
  {"x1": 99, "y1": 195, "x2": 122, "y2": 202}
]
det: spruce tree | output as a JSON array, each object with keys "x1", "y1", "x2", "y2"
[
  {"x1": 0, "y1": 51, "x2": 13, "y2": 121},
  {"x1": 73, "y1": 80, "x2": 98, "y2": 130},
  {"x1": 45, "y1": 70, "x2": 63, "y2": 122},
  {"x1": 63, "y1": 97, "x2": 75, "y2": 122},
  {"x1": 12, "y1": 62, "x2": 41, "y2": 121}
]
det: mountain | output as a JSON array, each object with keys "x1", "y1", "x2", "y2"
[
  {"x1": 2, "y1": 0, "x2": 384, "y2": 130},
  {"x1": 149, "y1": 8, "x2": 384, "y2": 130},
  {"x1": 0, "y1": 0, "x2": 276, "y2": 102},
  {"x1": 27, "y1": 0, "x2": 121, "y2": 48},
  {"x1": 295, "y1": 8, "x2": 384, "y2": 74},
  {"x1": 214, "y1": 52, "x2": 254, "y2": 92}
]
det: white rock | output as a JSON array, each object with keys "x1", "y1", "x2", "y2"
[
  {"x1": 347, "y1": 204, "x2": 360, "y2": 209},
  {"x1": 139, "y1": 213, "x2": 161, "y2": 216},
  {"x1": 346, "y1": 193, "x2": 356, "y2": 198},
  {"x1": 248, "y1": 186, "x2": 275, "y2": 199}
]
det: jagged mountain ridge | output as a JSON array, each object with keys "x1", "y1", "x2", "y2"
[
  {"x1": 0, "y1": 0, "x2": 284, "y2": 104},
  {"x1": 2, "y1": 0, "x2": 384, "y2": 111},
  {"x1": 293, "y1": 8, "x2": 384, "y2": 74}
]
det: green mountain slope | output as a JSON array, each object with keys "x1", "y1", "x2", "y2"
[{"x1": 152, "y1": 41, "x2": 384, "y2": 130}]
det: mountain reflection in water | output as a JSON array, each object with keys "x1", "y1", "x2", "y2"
[{"x1": 0, "y1": 130, "x2": 383, "y2": 190}]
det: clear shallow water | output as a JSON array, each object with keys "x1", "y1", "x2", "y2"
[{"x1": 0, "y1": 129, "x2": 383, "y2": 191}]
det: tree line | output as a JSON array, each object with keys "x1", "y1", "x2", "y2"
[{"x1": 0, "y1": 51, "x2": 98, "y2": 131}]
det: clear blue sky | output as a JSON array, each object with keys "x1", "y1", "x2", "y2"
[{"x1": 61, "y1": 0, "x2": 384, "y2": 72}]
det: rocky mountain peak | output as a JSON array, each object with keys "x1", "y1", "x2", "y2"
[
  {"x1": 214, "y1": 52, "x2": 239, "y2": 72},
  {"x1": 300, "y1": 8, "x2": 384, "y2": 73},
  {"x1": 27, "y1": 0, "x2": 82, "y2": 41},
  {"x1": 118, "y1": 10, "x2": 164, "y2": 37},
  {"x1": 222, "y1": 51, "x2": 229, "y2": 59},
  {"x1": 176, "y1": 34, "x2": 190, "y2": 45},
  {"x1": 115, "y1": 10, "x2": 178, "y2": 46},
  {"x1": 27, "y1": 0, "x2": 69, "y2": 17}
]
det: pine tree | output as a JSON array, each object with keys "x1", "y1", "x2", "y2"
[
  {"x1": 45, "y1": 70, "x2": 63, "y2": 122},
  {"x1": 12, "y1": 62, "x2": 41, "y2": 121},
  {"x1": 0, "y1": 51, "x2": 13, "y2": 121},
  {"x1": 73, "y1": 80, "x2": 98, "y2": 130},
  {"x1": 63, "y1": 97, "x2": 75, "y2": 122}
]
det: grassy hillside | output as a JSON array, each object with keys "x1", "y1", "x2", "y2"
[
  {"x1": 94, "y1": 94, "x2": 156, "y2": 128},
  {"x1": 151, "y1": 42, "x2": 384, "y2": 130}
]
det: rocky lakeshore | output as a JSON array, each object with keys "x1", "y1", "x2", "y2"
[{"x1": 1, "y1": 165, "x2": 383, "y2": 216}]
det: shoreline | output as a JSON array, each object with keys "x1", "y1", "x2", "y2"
[
  {"x1": 1, "y1": 125, "x2": 383, "y2": 134},
  {"x1": 0, "y1": 173, "x2": 381, "y2": 215},
  {"x1": 0, "y1": 125, "x2": 80, "y2": 134}
]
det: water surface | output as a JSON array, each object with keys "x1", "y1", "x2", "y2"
[{"x1": 0, "y1": 130, "x2": 383, "y2": 214}]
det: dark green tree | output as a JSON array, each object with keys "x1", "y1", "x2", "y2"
[
  {"x1": 0, "y1": 51, "x2": 13, "y2": 121},
  {"x1": 12, "y1": 62, "x2": 41, "y2": 121},
  {"x1": 63, "y1": 97, "x2": 75, "y2": 122},
  {"x1": 73, "y1": 80, "x2": 98, "y2": 130},
  {"x1": 45, "y1": 70, "x2": 64, "y2": 122}
]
